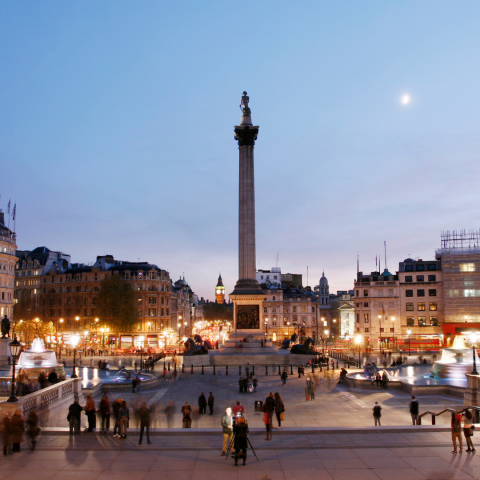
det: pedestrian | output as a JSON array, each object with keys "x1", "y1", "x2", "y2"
[
  {"x1": 281, "y1": 370, "x2": 288, "y2": 385},
  {"x1": 3, "y1": 413, "x2": 12, "y2": 456},
  {"x1": 376, "y1": 372, "x2": 382, "y2": 387},
  {"x1": 85, "y1": 395, "x2": 96, "y2": 432},
  {"x1": 26, "y1": 410, "x2": 39, "y2": 451},
  {"x1": 297, "y1": 366, "x2": 302, "y2": 378},
  {"x1": 410, "y1": 396, "x2": 419, "y2": 425},
  {"x1": 221, "y1": 407, "x2": 233, "y2": 456},
  {"x1": 11, "y1": 409, "x2": 24, "y2": 453},
  {"x1": 274, "y1": 392, "x2": 285, "y2": 428},
  {"x1": 136, "y1": 375, "x2": 141, "y2": 393},
  {"x1": 310, "y1": 381, "x2": 317, "y2": 400},
  {"x1": 371, "y1": 373, "x2": 376, "y2": 385},
  {"x1": 239, "y1": 377, "x2": 244, "y2": 393},
  {"x1": 119, "y1": 400, "x2": 129, "y2": 439},
  {"x1": 198, "y1": 392, "x2": 207, "y2": 415},
  {"x1": 463, "y1": 410, "x2": 475, "y2": 453},
  {"x1": 165, "y1": 400, "x2": 174, "y2": 428},
  {"x1": 48, "y1": 370, "x2": 58, "y2": 385},
  {"x1": 373, "y1": 402, "x2": 382, "y2": 426},
  {"x1": 112, "y1": 398, "x2": 122, "y2": 437},
  {"x1": 99, "y1": 391, "x2": 111, "y2": 435},
  {"x1": 382, "y1": 371, "x2": 389, "y2": 390},
  {"x1": 452, "y1": 411, "x2": 463, "y2": 453},
  {"x1": 208, "y1": 392, "x2": 215, "y2": 415},
  {"x1": 263, "y1": 402, "x2": 273, "y2": 440},
  {"x1": 181, "y1": 402, "x2": 192, "y2": 428},
  {"x1": 138, "y1": 402, "x2": 152, "y2": 445},
  {"x1": 253, "y1": 377, "x2": 258, "y2": 392},
  {"x1": 300, "y1": 366, "x2": 305, "y2": 378},
  {"x1": 68, "y1": 399, "x2": 83, "y2": 435},
  {"x1": 264, "y1": 392, "x2": 275, "y2": 439},
  {"x1": 305, "y1": 381, "x2": 312, "y2": 401},
  {"x1": 38, "y1": 370, "x2": 48, "y2": 389},
  {"x1": 242, "y1": 377, "x2": 248, "y2": 393},
  {"x1": 132, "y1": 376, "x2": 137, "y2": 393},
  {"x1": 233, "y1": 401, "x2": 244, "y2": 417},
  {"x1": 233, "y1": 416, "x2": 249, "y2": 466}
]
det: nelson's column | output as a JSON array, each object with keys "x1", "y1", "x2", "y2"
[{"x1": 229, "y1": 92, "x2": 268, "y2": 341}]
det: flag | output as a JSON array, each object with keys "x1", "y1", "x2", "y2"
[
  {"x1": 7, "y1": 199, "x2": 10, "y2": 214},
  {"x1": 12, "y1": 204, "x2": 16, "y2": 221}
]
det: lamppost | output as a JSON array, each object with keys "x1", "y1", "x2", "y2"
[
  {"x1": 391, "y1": 317, "x2": 396, "y2": 351},
  {"x1": 378, "y1": 315, "x2": 382, "y2": 354},
  {"x1": 70, "y1": 334, "x2": 80, "y2": 378},
  {"x1": 470, "y1": 333, "x2": 479, "y2": 375},
  {"x1": 264, "y1": 318, "x2": 268, "y2": 336},
  {"x1": 138, "y1": 336, "x2": 144, "y2": 371},
  {"x1": 407, "y1": 329, "x2": 412, "y2": 357},
  {"x1": 7, "y1": 337, "x2": 22, "y2": 402},
  {"x1": 324, "y1": 329, "x2": 329, "y2": 354},
  {"x1": 333, "y1": 319, "x2": 337, "y2": 349},
  {"x1": 355, "y1": 334, "x2": 363, "y2": 367},
  {"x1": 287, "y1": 321, "x2": 291, "y2": 338}
]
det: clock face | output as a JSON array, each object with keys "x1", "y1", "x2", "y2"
[{"x1": 216, "y1": 290, "x2": 221, "y2": 294}]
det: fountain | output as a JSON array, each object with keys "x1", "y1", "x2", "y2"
[
  {"x1": 16, "y1": 338, "x2": 65, "y2": 380},
  {"x1": 432, "y1": 335, "x2": 475, "y2": 379}
]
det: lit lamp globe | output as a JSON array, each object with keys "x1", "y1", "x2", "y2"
[{"x1": 70, "y1": 334, "x2": 80, "y2": 379}]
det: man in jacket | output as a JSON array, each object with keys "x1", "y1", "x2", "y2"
[
  {"x1": 264, "y1": 392, "x2": 275, "y2": 425},
  {"x1": 85, "y1": 395, "x2": 96, "y2": 432},
  {"x1": 138, "y1": 402, "x2": 152, "y2": 445},
  {"x1": 68, "y1": 400, "x2": 83, "y2": 435},
  {"x1": 221, "y1": 407, "x2": 233, "y2": 456},
  {"x1": 410, "y1": 396, "x2": 419, "y2": 425},
  {"x1": 112, "y1": 398, "x2": 122, "y2": 437},
  {"x1": 99, "y1": 391, "x2": 111, "y2": 435},
  {"x1": 198, "y1": 392, "x2": 207, "y2": 415},
  {"x1": 207, "y1": 392, "x2": 215, "y2": 415}
]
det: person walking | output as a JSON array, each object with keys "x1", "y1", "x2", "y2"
[
  {"x1": 208, "y1": 392, "x2": 215, "y2": 415},
  {"x1": 274, "y1": 392, "x2": 285, "y2": 428},
  {"x1": 3, "y1": 413, "x2": 12, "y2": 456},
  {"x1": 233, "y1": 416, "x2": 249, "y2": 466},
  {"x1": 221, "y1": 407, "x2": 233, "y2": 456},
  {"x1": 263, "y1": 402, "x2": 273, "y2": 440},
  {"x1": 410, "y1": 396, "x2": 419, "y2": 425},
  {"x1": 233, "y1": 401, "x2": 245, "y2": 417},
  {"x1": 119, "y1": 400, "x2": 129, "y2": 439},
  {"x1": 68, "y1": 400, "x2": 83, "y2": 435},
  {"x1": 297, "y1": 366, "x2": 302, "y2": 378},
  {"x1": 253, "y1": 377, "x2": 258, "y2": 392},
  {"x1": 371, "y1": 373, "x2": 376, "y2": 386},
  {"x1": 85, "y1": 395, "x2": 96, "y2": 432},
  {"x1": 281, "y1": 370, "x2": 288, "y2": 385},
  {"x1": 310, "y1": 381, "x2": 317, "y2": 400},
  {"x1": 305, "y1": 380, "x2": 312, "y2": 401},
  {"x1": 198, "y1": 392, "x2": 207, "y2": 415},
  {"x1": 452, "y1": 411, "x2": 463, "y2": 453},
  {"x1": 138, "y1": 402, "x2": 152, "y2": 445},
  {"x1": 112, "y1": 398, "x2": 122, "y2": 438},
  {"x1": 376, "y1": 372, "x2": 382, "y2": 387},
  {"x1": 373, "y1": 402, "x2": 382, "y2": 426},
  {"x1": 99, "y1": 391, "x2": 111, "y2": 435},
  {"x1": 463, "y1": 410, "x2": 475, "y2": 453},
  {"x1": 382, "y1": 371, "x2": 389, "y2": 390},
  {"x1": 239, "y1": 377, "x2": 244, "y2": 393},
  {"x1": 11, "y1": 409, "x2": 24, "y2": 453},
  {"x1": 264, "y1": 392, "x2": 275, "y2": 426},
  {"x1": 26, "y1": 410, "x2": 39, "y2": 451},
  {"x1": 181, "y1": 402, "x2": 192, "y2": 428}
]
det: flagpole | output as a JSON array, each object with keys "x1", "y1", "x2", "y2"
[{"x1": 14, "y1": 204, "x2": 16, "y2": 234}]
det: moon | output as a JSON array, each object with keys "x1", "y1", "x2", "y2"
[{"x1": 401, "y1": 94, "x2": 411, "y2": 105}]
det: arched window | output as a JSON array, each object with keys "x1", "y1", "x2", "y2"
[{"x1": 148, "y1": 285, "x2": 157, "y2": 291}]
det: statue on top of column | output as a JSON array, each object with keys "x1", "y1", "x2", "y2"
[
  {"x1": 1, "y1": 315, "x2": 10, "y2": 338},
  {"x1": 239, "y1": 91, "x2": 251, "y2": 116}
]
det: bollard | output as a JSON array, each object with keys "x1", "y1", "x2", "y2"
[
  {"x1": 182, "y1": 363, "x2": 185, "y2": 373},
  {"x1": 239, "y1": 366, "x2": 241, "y2": 375},
  {"x1": 278, "y1": 365, "x2": 281, "y2": 375},
  {"x1": 168, "y1": 362, "x2": 171, "y2": 371},
  {"x1": 252, "y1": 365, "x2": 255, "y2": 375},
  {"x1": 213, "y1": 365, "x2": 216, "y2": 375},
  {"x1": 226, "y1": 366, "x2": 228, "y2": 375},
  {"x1": 202, "y1": 365, "x2": 204, "y2": 375},
  {"x1": 290, "y1": 365, "x2": 293, "y2": 375},
  {"x1": 431, "y1": 415, "x2": 435, "y2": 425},
  {"x1": 191, "y1": 365, "x2": 194, "y2": 374},
  {"x1": 266, "y1": 365, "x2": 268, "y2": 376}
]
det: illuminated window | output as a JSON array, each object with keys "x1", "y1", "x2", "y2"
[
  {"x1": 407, "y1": 317, "x2": 415, "y2": 326},
  {"x1": 430, "y1": 317, "x2": 438, "y2": 326},
  {"x1": 429, "y1": 303, "x2": 437, "y2": 311},
  {"x1": 460, "y1": 264, "x2": 475, "y2": 272},
  {"x1": 418, "y1": 317, "x2": 426, "y2": 326},
  {"x1": 418, "y1": 303, "x2": 425, "y2": 311},
  {"x1": 364, "y1": 313, "x2": 369, "y2": 323},
  {"x1": 406, "y1": 303, "x2": 414, "y2": 311}
]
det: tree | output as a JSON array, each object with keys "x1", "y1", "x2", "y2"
[
  {"x1": 13, "y1": 290, "x2": 42, "y2": 322},
  {"x1": 97, "y1": 274, "x2": 136, "y2": 334},
  {"x1": 202, "y1": 302, "x2": 233, "y2": 322},
  {"x1": 15, "y1": 318, "x2": 56, "y2": 348}
]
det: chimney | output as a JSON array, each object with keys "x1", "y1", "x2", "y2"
[{"x1": 0, "y1": 211, "x2": 4, "y2": 226}]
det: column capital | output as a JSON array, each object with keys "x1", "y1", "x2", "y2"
[{"x1": 234, "y1": 125, "x2": 259, "y2": 147}]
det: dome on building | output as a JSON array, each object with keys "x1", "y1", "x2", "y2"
[{"x1": 319, "y1": 271, "x2": 328, "y2": 285}]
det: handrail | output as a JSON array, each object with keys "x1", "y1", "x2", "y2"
[{"x1": 418, "y1": 406, "x2": 480, "y2": 425}]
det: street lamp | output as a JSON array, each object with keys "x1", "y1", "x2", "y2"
[
  {"x1": 324, "y1": 329, "x2": 329, "y2": 354},
  {"x1": 378, "y1": 315, "x2": 382, "y2": 353},
  {"x1": 391, "y1": 317, "x2": 395, "y2": 351},
  {"x1": 407, "y1": 329, "x2": 412, "y2": 357},
  {"x1": 354, "y1": 334, "x2": 363, "y2": 367},
  {"x1": 470, "y1": 333, "x2": 479, "y2": 375},
  {"x1": 138, "y1": 336, "x2": 145, "y2": 371},
  {"x1": 264, "y1": 317, "x2": 268, "y2": 336},
  {"x1": 7, "y1": 337, "x2": 22, "y2": 402},
  {"x1": 70, "y1": 334, "x2": 80, "y2": 378}
]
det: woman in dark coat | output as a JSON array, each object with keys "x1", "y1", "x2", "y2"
[
  {"x1": 233, "y1": 416, "x2": 249, "y2": 466},
  {"x1": 3, "y1": 413, "x2": 12, "y2": 455},
  {"x1": 11, "y1": 409, "x2": 24, "y2": 453},
  {"x1": 27, "y1": 410, "x2": 40, "y2": 451},
  {"x1": 274, "y1": 392, "x2": 285, "y2": 428}
]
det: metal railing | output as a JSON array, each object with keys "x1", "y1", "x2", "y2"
[{"x1": 418, "y1": 406, "x2": 480, "y2": 425}]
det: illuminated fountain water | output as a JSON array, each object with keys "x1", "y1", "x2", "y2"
[
  {"x1": 16, "y1": 337, "x2": 65, "y2": 380},
  {"x1": 432, "y1": 335, "x2": 475, "y2": 379}
]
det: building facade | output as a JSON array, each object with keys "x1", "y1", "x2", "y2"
[{"x1": 0, "y1": 211, "x2": 17, "y2": 322}]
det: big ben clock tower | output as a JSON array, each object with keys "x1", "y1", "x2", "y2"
[{"x1": 215, "y1": 274, "x2": 225, "y2": 304}]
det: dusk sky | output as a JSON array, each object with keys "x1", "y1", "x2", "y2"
[{"x1": 1, "y1": 2, "x2": 480, "y2": 301}]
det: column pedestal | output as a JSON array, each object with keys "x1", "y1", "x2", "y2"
[
  {"x1": 0, "y1": 338, "x2": 11, "y2": 365},
  {"x1": 465, "y1": 374, "x2": 480, "y2": 407}
]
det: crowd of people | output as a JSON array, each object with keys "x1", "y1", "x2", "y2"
[{"x1": 2, "y1": 409, "x2": 40, "y2": 455}]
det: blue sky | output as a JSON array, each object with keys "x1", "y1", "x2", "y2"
[{"x1": 1, "y1": 1, "x2": 480, "y2": 300}]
